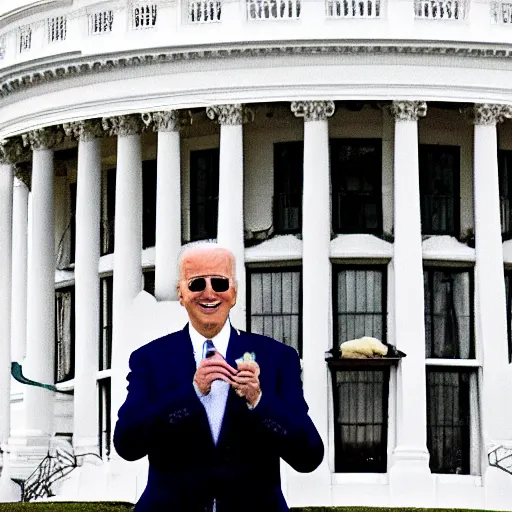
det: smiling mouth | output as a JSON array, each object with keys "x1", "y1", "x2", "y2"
[{"x1": 199, "y1": 302, "x2": 221, "y2": 310}]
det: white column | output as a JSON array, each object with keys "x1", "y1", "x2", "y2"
[
  {"x1": 64, "y1": 120, "x2": 103, "y2": 454},
  {"x1": 290, "y1": 100, "x2": 334, "y2": 505},
  {"x1": 470, "y1": 105, "x2": 512, "y2": 507},
  {"x1": 388, "y1": 101, "x2": 433, "y2": 506},
  {"x1": 142, "y1": 111, "x2": 183, "y2": 301},
  {"x1": 0, "y1": 146, "x2": 14, "y2": 463},
  {"x1": 102, "y1": 115, "x2": 143, "y2": 463},
  {"x1": 22, "y1": 127, "x2": 62, "y2": 439},
  {"x1": 206, "y1": 104, "x2": 249, "y2": 330}
]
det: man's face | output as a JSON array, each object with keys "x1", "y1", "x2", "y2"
[{"x1": 177, "y1": 248, "x2": 237, "y2": 338}]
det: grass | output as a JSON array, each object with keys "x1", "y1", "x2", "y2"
[{"x1": 0, "y1": 506, "x2": 508, "y2": 512}]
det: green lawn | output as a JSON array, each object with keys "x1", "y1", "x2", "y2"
[{"x1": 0, "y1": 505, "x2": 508, "y2": 512}]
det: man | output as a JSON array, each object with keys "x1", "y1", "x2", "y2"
[{"x1": 114, "y1": 243, "x2": 324, "y2": 511}]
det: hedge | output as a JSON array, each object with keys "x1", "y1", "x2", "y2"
[{"x1": 0, "y1": 505, "x2": 508, "y2": 512}]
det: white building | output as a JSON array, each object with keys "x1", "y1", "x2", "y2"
[{"x1": 0, "y1": 0, "x2": 512, "y2": 508}]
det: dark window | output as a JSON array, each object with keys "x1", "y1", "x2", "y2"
[
  {"x1": 499, "y1": 150, "x2": 512, "y2": 237},
  {"x1": 331, "y1": 139, "x2": 382, "y2": 235},
  {"x1": 424, "y1": 268, "x2": 473, "y2": 359},
  {"x1": 143, "y1": 160, "x2": 157, "y2": 249},
  {"x1": 419, "y1": 145, "x2": 460, "y2": 236},
  {"x1": 101, "y1": 169, "x2": 116, "y2": 255},
  {"x1": 274, "y1": 142, "x2": 303, "y2": 234},
  {"x1": 100, "y1": 276, "x2": 113, "y2": 371},
  {"x1": 98, "y1": 378, "x2": 111, "y2": 459},
  {"x1": 143, "y1": 269, "x2": 155, "y2": 296},
  {"x1": 334, "y1": 267, "x2": 386, "y2": 344},
  {"x1": 332, "y1": 368, "x2": 389, "y2": 473},
  {"x1": 426, "y1": 368, "x2": 472, "y2": 474},
  {"x1": 504, "y1": 270, "x2": 512, "y2": 363},
  {"x1": 55, "y1": 286, "x2": 75, "y2": 383},
  {"x1": 332, "y1": 266, "x2": 388, "y2": 473},
  {"x1": 70, "y1": 182, "x2": 77, "y2": 265},
  {"x1": 190, "y1": 149, "x2": 219, "y2": 241},
  {"x1": 247, "y1": 268, "x2": 302, "y2": 357}
]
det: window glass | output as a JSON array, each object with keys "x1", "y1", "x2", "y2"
[
  {"x1": 55, "y1": 286, "x2": 75, "y2": 383},
  {"x1": 499, "y1": 150, "x2": 512, "y2": 236},
  {"x1": 142, "y1": 160, "x2": 157, "y2": 249},
  {"x1": 98, "y1": 378, "x2": 111, "y2": 458},
  {"x1": 100, "y1": 276, "x2": 113, "y2": 371},
  {"x1": 101, "y1": 168, "x2": 116, "y2": 255}
]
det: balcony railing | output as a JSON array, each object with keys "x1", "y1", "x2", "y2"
[
  {"x1": 188, "y1": 0, "x2": 222, "y2": 23},
  {"x1": 47, "y1": 16, "x2": 67, "y2": 43},
  {"x1": 88, "y1": 10, "x2": 115, "y2": 35},
  {"x1": 326, "y1": 0, "x2": 380, "y2": 18},
  {"x1": 414, "y1": 0, "x2": 467, "y2": 19},
  {"x1": 132, "y1": 3, "x2": 158, "y2": 29},
  {"x1": 492, "y1": 0, "x2": 512, "y2": 23},
  {"x1": 246, "y1": 0, "x2": 301, "y2": 20}
]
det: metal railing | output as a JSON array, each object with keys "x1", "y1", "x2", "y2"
[
  {"x1": 414, "y1": 0, "x2": 467, "y2": 19},
  {"x1": 326, "y1": 0, "x2": 380, "y2": 18},
  {"x1": 188, "y1": 0, "x2": 222, "y2": 22},
  {"x1": 246, "y1": 0, "x2": 301, "y2": 20}
]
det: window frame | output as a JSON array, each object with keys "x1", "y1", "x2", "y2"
[
  {"x1": 330, "y1": 138, "x2": 383, "y2": 236},
  {"x1": 246, "y1": 265, "x2": 303, "y2": 358}
]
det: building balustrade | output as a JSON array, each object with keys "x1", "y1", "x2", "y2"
[
  {"x1": 414, "y1": 0, "x2": 467, "y2": 19},
  {"x1": 88, "y1": 10, "x2": 115, "y2": 35},
  {"x1": 246, "y1": 0, "x2": 301, "y2": 20},
  {"x1": 132, "y1": 3, "x2": 158, "y2": 29},
  {"x1": 47, "y1": 16, "x2": 67, "y2": 43},
  {"x1": 326, "y1": 0, "x2": 380, "y2": 18},
  {"x1": 188, "y1": 0, "x2": 222, "y2": 23},
  {"x1": 492, "y1": 0, "x2": 512, "y2": 23}
]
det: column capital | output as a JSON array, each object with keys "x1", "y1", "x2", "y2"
[
  {"x1": 63, "y1": 119, "x2": 104, "y2": 142},
  {"x1": 141, "y1": 110, "x2": 192, "y2": 132},
  {"x1": 206, "y1": 104, "x2": 254, "y2": 126},
  {"x1": 13, "y1": 164, "x2": 31, "y2": 190},
  {"x1": 22, "y1": 126, "x2": 64, "y2": 151},
  {"x1": 0, "y1": 137, "x2": 27, "y2": 165},
  {"x1": 462, "y1": 103, "x2": 512, "y2": 126},
  {"x1": 390, "y1": 101, "x2": 427, "y2": 122},
  {"x1": 290, "y1": 100, "x2": 335, "y2": 122},
  {"x1": 101, "y1": 114, "x2": 145, "y2": 137}
]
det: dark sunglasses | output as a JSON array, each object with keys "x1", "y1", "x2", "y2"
[{"x1": 188, "y1": 276, "x2": 230, "y2": 293}]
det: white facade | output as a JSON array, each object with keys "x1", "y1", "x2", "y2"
[{"x1": 0, "y1": 0, "x2": 512, "y2": 509}]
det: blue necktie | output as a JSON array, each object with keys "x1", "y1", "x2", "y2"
[{"x1": 202, "y1": 339, "x2": 216, "y2": 359}]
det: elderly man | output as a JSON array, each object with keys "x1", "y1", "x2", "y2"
[{"x1": 114, "y1": 243, "x2": 324, "y2": 512}]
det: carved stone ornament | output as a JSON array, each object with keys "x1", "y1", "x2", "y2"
[
  {"x1": 141, "y1": 110, "x2": 192, "y2": 132},
  {"x1": 13, "y1": 164, "x2": 31, "y2": 190},
  {"x1": 101, "y1": 115, "x2": 144, "y2": 137},
  {"x1": 463, "y1": 103, "x2": 512, "y2": 125},
  {"x1": 0, "y1": 137, "x2": 27, "y2": 164},
  {"x1": 22, "y1": 126, "x2": 65, "y2": 151},
  {"x1": 206, "y1": 104, "x2": 254, "y2": 126},
  {"x1": 63, "y1": 119, "x2": 104, "y2": 141},
  {"x1": 290, "y1": 101, "x2": 335, "y2": 122},
  {"x1": 390, "y1": 101, "x2": 428, "y2": 122}
]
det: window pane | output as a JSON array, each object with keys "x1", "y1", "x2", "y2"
[
  {"x1": 274, "y1": 141, "x2": 303, "y2": 234},
  {"x1": 101, "y1": 168, "x2": 116, "y2": 255},
  {"x1": 335, "y1": 268, "x2": 385, "y2": 343},
  {"x1": 248, "y1": 269, "x2": 302, "y2": 357},
  {"x1": 499, "y1": 151, "x2": 512, "y2": 236},
  {"x1": 333, "y1": 369, "x2": 388, "y2": 473},
  {"x1": 424, "y1": 269, "x2": 473, "y2": 359},
  {"x1": 100, "y1": 276, "x2": 113, "y2": 371},
  {"x1": 427, "y1": 369, "x2": 472, "y2": 474},
  {"x1": 142, "y1": 160, "x2": 157, "y2": 249},
  {"x1": 55, "y1": 287, "x2": 75, "y2": 383},
  {"x1": 190, "y1": 149, "x2": 219, "y2": 241},
  {"x1": 420, "y1": 145, "x2": 460, "y2": 236},
  {"x1": 143, "y1": 270, "x2": 155, "y2": 296},
  {"x1": 98, "y1": 378, "x2": 111, "y2": 458},
  {"x1": 331, "y1": 139, "x2": 382, "y2": 234}
]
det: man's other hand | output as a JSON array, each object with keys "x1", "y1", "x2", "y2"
[
  {"x1": 193, "y1": 353, "x2": 238, "y2": 395},
  {"x1": 233, "y1": 361, "x2": 262, "y2": 407}
]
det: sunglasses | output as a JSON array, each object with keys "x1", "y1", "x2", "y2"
[{"x1": 187, "y1": 276, "x2": 230, "y2": 293}]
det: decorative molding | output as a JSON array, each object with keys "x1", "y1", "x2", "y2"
[
  {"x1": 63, "y1": 119, "x2": 104, "y2": 141},
  {"x1": 5, "y1": 43, "x2": 512, "y2": 100},
  {"x1": 141, "y1": 110, "x2": 192, "y2": 132},
  {"x1": 290, "y1": 100, "x2": 335, "y2": 121},
  {"x1": 101, "y1": 114, "x2": 145, "y2": 137},
  {"x1": 0, "y1": 137, "x2": 27, "y2": 164},
  {"x1": 390, "y1": 100, "x2": 427, "y2": 121},
  {"x1": 21, "y1": 126, "x2": 65, "y2": 150},
  {"x1": 462, "y1": 103, "x2": 512, "y2": 125},
  {"x1": 206, "y1": 104, "x2": 254, "y2": 125}
]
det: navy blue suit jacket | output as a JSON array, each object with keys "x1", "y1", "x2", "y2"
[{"x1": 114, "y1": 325, "x2": 324, "y2": 512}]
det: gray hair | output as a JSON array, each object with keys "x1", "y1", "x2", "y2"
[{"x1": 177, "y1": 240, "x2": 237, "y2": 282}]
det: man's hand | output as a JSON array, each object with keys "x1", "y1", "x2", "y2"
[
  {"x1": 233, "y1": 361, "x2": 262, "y2": 407},
  {"x1": 193, "y1": 353, "x2": 238, "y2": 395}
]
